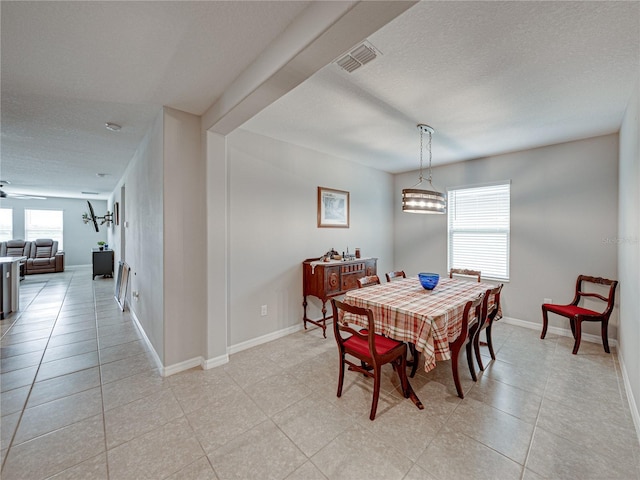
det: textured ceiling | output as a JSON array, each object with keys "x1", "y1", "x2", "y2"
[
  {"x1": 1, "y1": 0, "x2": 310, "y2": 199},
  {"x1": 243, "y1": 1, "x2": 640, "y2": 173},
  {"x1": 1, "y1": 1, "x2": 639, "y2": 200}
]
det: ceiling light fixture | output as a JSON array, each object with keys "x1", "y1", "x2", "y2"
[
  {"x1": 105, "y1": 122, "x2": 121, "y2": 132},
  {"x1": 402, "y1": 124, "x2": 446, "y2": 214}
]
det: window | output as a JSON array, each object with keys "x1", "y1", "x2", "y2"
[
  {"x1": 25, "y1": 209, "x2": 64, "y2": 250},
  {"x1": 447, "y1": 182, "x2": 510, "y2": 281},
  {"x1": 0, "y1": 208, "x2": 12, "y2": 241}
]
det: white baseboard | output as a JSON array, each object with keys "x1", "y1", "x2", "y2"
[
  {"x1": 617, "y1": 350, "x2": 640, "y2": 442},
  {"x1": 201, "y1": 353, "x2": 229, "y2": 370},
  {"x1": 228, "y1": 323, "x2": 304, "y2": 355},
  {"x1": 130, "y1": 308, "x2": 164, "y2": 374},
  {"x1": 130, "y1": 311, "x2": 303, "y2": 376},
  {"x1": 500, "y1": 316, "x2": 618, "y2": 347}
]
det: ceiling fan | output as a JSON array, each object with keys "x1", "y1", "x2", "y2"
[{"x1": 0, "y1": 181, "x2": 47, "y2": 200}]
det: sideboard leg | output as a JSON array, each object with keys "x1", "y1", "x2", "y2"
[
  {"x1": 302, "y1": 296, "x2": 308, "y2": 330},
  {"x1": 321, "y1": 301, "x2": 328, "y2": 338}
]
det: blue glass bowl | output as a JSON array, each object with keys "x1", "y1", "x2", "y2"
[{"x1": 418, "y1": 273, "x2": 439, "y2": 290}]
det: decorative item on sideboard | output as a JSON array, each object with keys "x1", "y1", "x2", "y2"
[{"x1": 97, "y1": 241, "x2": 106, "y2": 251}]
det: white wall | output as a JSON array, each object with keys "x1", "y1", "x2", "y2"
[
  {"x1": 394, "y1": 134, "x2": 619, "y2": 338},
  {"x1": 116, "y1": 110, "x2": 165, "y2": 362},
  {"x1": 163, "y1": 107, "x2": 206, "y2": 367},
  {"x1": 1, "y1": 196, "x2": 107, "y2": 266},
  {"x1": 226, "y1": 129, "x2": 394, "y2": 347},
  {"x1": 618, "y1": 78, "x2": 640, "y2": 426}
]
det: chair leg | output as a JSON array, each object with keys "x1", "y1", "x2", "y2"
[
  {"x1": 572, "y1": 319, "x2": 582, "y2": 354},
  {"x1": 473, "y1": 328, "x2": 484, "y2": 372},
  {"x1": 337, "y1": 354, "x2": 345, "y2": 397},
  {"x1": 466, "y1": 339, "x2": 477, "y2": 382},
  {"x1": 601, "y1": 320, "x2": 610, "y2": 354},
  {"x1": 466, "y1": 324, "x2": 478, "y2": 381},
  {"x1": 486, "y1": 323, "x2": 496, "y2": 360},
  {"x1": 541, "y1": 306, "x2": 549, "y2": 339},
  {"x1": 370, "y1": 366, "x2": 382, "y2": 421},
  {"x1": 450, "y1": 342, "x2": 464, "y2": 399}
]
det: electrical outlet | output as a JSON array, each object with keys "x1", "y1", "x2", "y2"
[
  {"x1": 544, "y1": 298, "x2": 552, "y2": 304},
  {"x1": 261, "y1": 305, "x2": 268, "y2": 316}
]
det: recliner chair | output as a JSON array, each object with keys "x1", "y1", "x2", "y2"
[
  {"x1": 0, "y1": 239, "x2": 31, "y2": 278},
  {"x1": 25, "y1": 239, "x2": 64, "y2": 274}
]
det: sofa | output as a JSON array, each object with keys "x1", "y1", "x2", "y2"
[{"x1": 0, "y1": 239, "x2": 64, "y2": 275}]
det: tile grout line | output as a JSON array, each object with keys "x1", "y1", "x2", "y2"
[{"x1": 0, "y1": 273, "x2": 72, "y2": 475}]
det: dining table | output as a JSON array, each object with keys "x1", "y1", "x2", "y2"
[{"x1": 343, "y1": 276, "x2": 501, "y2": 375}]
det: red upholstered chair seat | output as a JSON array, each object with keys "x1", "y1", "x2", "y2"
[
  {"x1": 543, "y1": 304, "x2": 600, "y2": 318},
  {"x1": 343, "y1": 332, "x2": 403, "y2": 357}
]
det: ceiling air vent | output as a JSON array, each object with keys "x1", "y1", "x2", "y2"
[{"x1": 335, "y1": 41, "x2": 380, "y2": 73}]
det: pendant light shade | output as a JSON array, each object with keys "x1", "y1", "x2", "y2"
[{"x1": 402, "y1": 124, "x2": 446, "y2": 214}]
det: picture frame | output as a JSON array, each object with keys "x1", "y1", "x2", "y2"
[
  {"x1": 114, "y1": 261, "x2": 130, "y2": 311},
  {"x1": 317, "y1": 186, "x2": 349, "y2": 228},
  {"x1": 114, "y1": 202, "x2": 120, "y2": 226}
]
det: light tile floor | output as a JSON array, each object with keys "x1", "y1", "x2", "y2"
[{"x1": 1, "y1": 267, "x2": 639, "y2": 479}]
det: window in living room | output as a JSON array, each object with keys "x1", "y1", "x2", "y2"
[
  {"x1": 0, "y1": 208, "x2": 12, "y2": 241},
  {"x1": 25, "y1": 209, "x2": 64, "y2": 249},
  {"x1": 447, "y1": 181, "x2": 510, "y2": 281}
]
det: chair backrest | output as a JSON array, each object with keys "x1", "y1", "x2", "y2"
[
  {"x1": 358, "y1": 275, "x2": 380, "y2": 288},
  {"x1": 30, "y1": 239, "x2": 58, "y2": 259},
  {"x1": 449, "y1": 268, "x2": 481, "y2": 282},
  {"x1": 480, "y1": 283, "x2": 503, "y2": 330},
  {"x1": 331, "y1": 298, "x2": 380, "y2": 357},
  {"x1": 385, "y1": 271, "x2": 406, "y2": 282},
  {"x1": 461, "y1": 293, "x2": 485, "y2": 340},
  {"x1": 573, "y1": 275, "x2": 618, "y2": 318},
  {"x1": 4, "y1": 239, "x2": 30, "y2": 257}
]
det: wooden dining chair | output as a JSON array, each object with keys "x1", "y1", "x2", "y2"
[
  {"x1": 449, "y1": 268, "x2": 481, "y2": 282},
  {"x1": 470, "y1": 284, "x2": 503, "y2": 371},
  {"x1": 331, "y1": 298, "x2": 413, "y2": 420},
  {"x1": 450, "y1": 293, "x2": 484, "y2": 399},
  {"x1": 541, "y1": 275, "x2": 618, "y2": 354},
  {"x1": 385, "y1": 270, "x2": 406, "y2": 282},
  {"x1": 358, "y1": 275, "x2": 380, "y2": 288}
]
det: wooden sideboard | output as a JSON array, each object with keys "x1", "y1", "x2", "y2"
[{"x1": 302, "y1": 257, "x2": 377, "y2": 337}]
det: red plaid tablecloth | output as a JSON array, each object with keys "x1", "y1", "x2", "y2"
[{"x1": 343, "y1": 277, "x2": 500, "y2": 373}]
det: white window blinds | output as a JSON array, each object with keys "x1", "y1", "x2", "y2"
[{"x1": 447, "y1": 182, "x2": 510, "y2": 281}]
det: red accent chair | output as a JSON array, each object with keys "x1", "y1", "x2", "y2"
[
  {"x1": 331, "y1": 298, "x2": 423, "y2": 420},
  {"x1": 541, "y1": 275, "x2": 618, "y2": 354}
]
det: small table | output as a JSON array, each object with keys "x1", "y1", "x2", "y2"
[
  {"x1": 344, "y1": 277, "x2": 500, "y2": 374},
  {"x1": 92, "y1": 248, "x2": 114, "y2": 280}
]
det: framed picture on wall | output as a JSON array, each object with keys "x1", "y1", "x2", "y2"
[
  {"x1": 114, "y1": 202, "x2": 120, "y2": 225},
  {"x1": 317, "y1": 186, "x2": 349, "y2": 228}
]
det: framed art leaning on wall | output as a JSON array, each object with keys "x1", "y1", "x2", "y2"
[{"x1": 317, "y1": 186, "x2": 349, "y2": 228}]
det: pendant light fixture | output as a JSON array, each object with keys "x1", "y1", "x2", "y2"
[{"x1": 402, "y1": 124, "x2": 446, "y2": 214}]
